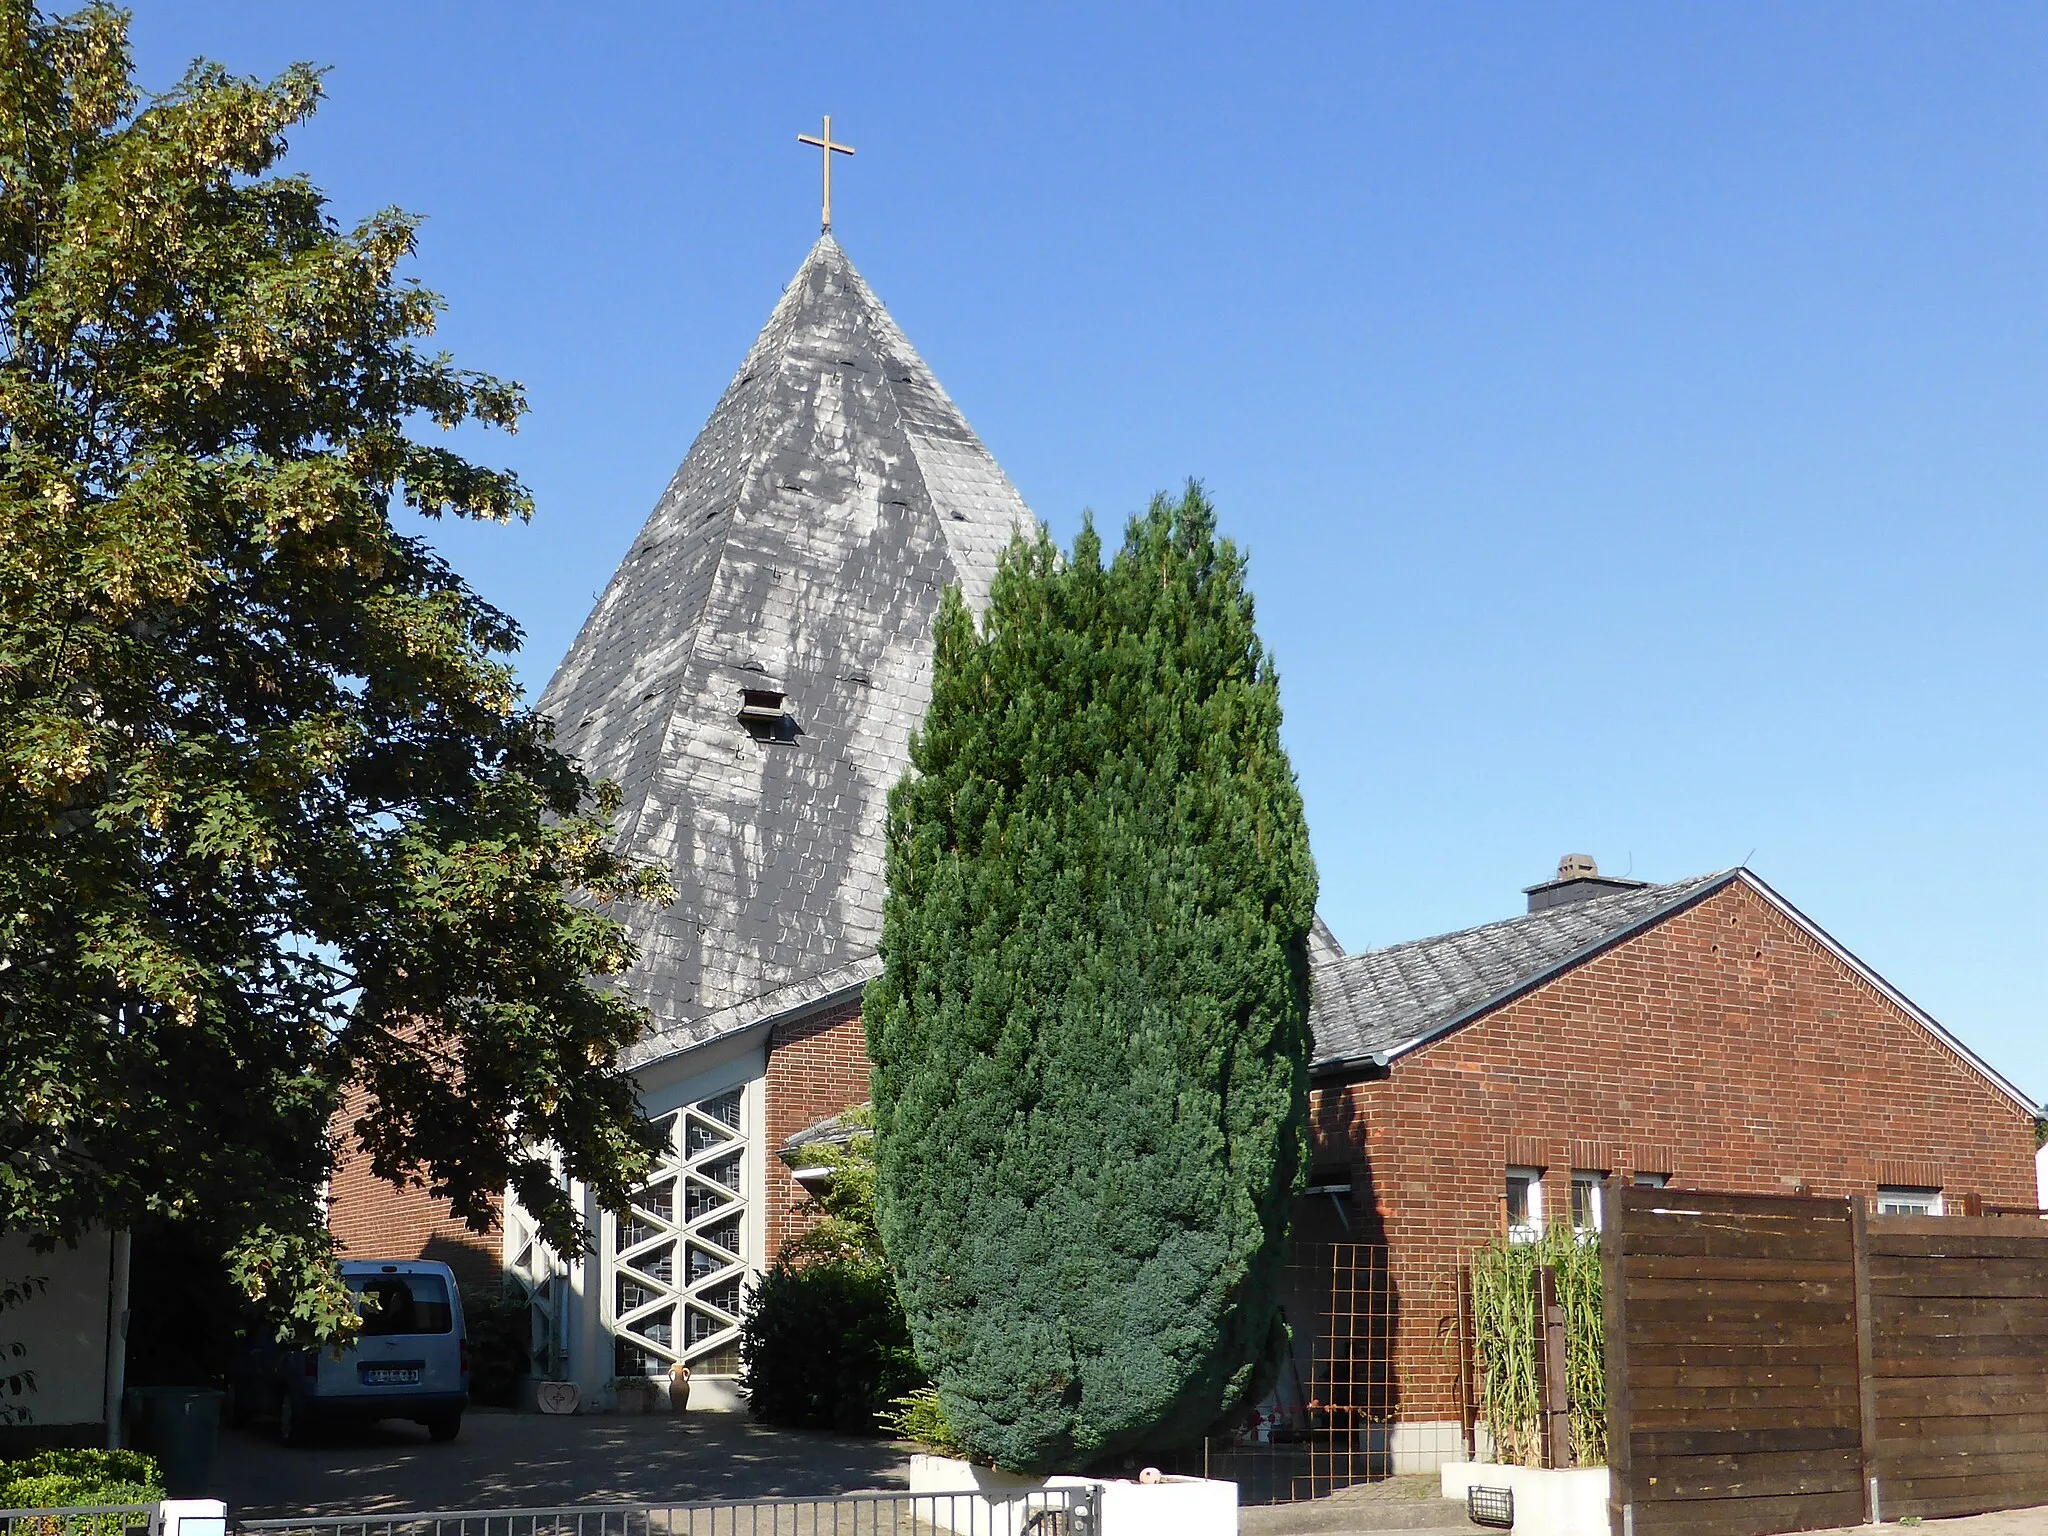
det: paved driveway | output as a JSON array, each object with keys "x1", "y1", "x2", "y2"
[{"x1": 211, "y1": 1407, "x2": 914, "y2": 1517}]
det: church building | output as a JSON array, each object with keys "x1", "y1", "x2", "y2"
[
  {"x1": 330, "y1": 228, "x2": 1042, "y2": 1407},
  {"x1": 328, "y1": 224, "x2": 2041, "y2": 1446}
]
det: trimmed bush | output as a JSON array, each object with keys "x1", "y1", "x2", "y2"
[
  {"x1": 0, "y1": 1448, "x2": 164, "y2": 1516},
  {"x1": 866, "y1": 487, "x2": 1317, "y2": 1471},
  {"x1": 738, "y1": 1256, "x2": 925, "y2": 1433}
]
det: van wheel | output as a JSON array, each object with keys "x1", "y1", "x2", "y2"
[
  {"x1": 426, "y1": 1412, "x2": 461, "y2": 1444},
  {"x1": 278, "y1": 1392, "x2": 311, "y2": 1447}
]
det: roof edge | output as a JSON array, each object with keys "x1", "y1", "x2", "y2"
[
  {"x1": 1732, "y1": 870, "x2": 2039, "y2": 1119},
  {"x1": 1313, "y1": 868, "x2": 2040, "y2": 1121},
  {"x1": 623, "y1": 953, "x2": 881, "y2": 1073},
  {"x1": 1311, "y1": 869, "x2": 1743, "y2": 1075}
]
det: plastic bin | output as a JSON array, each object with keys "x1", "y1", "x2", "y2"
[{"x1": 130, "y1": 1386, "x2": 225, "y2": 1498}]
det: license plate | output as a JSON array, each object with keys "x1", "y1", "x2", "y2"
[{"x1": 361, "y1": 1365, "x2": 422, "y2": 1385}]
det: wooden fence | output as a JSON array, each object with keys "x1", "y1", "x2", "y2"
[{"x1": 1603, "y1": 1185, "x2": 2048, "y2": 1536}]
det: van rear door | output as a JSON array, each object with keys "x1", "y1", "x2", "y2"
[{"x1": 330, "y1": 1267, "x2": 463, "y2": 1399}]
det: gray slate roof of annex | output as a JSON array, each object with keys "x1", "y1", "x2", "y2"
[
  {"x1": 537, "y1": 235, "x2": 1037, "y2": 1067},
  {"x1": 1309, "y1": 870, "x2": 1735, "y2": 1069}
]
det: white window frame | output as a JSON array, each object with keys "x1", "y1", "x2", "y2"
[
  {"x1": 1632, "y1": 1171, "x2": 1671, "y2": 1189},
  {"x1": 1506, "y1": 1166, "x2": 1545, "y2": 1243},
  {"x1": 1571, "y1": 1170, "x2": 1607, "y2": 1236},
  {"x1": 1876, "y1": 1185, "x2": 1943, "y2": 1216}
]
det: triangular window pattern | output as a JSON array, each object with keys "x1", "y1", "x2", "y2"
[{"x1": 609, "y1": 1089, "x2": 748, "y2": 1377}]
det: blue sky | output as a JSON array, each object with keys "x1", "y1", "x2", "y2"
[{"x1": 130, "y1": 4, "x2": 2045, "y2": 1107}]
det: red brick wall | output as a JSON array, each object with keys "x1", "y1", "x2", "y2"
[
  {"x1": 1308, "y1": 877, "x2": 2038, "y2": 1422},
  {"x1": 326, "y1": 1085, "x2": 503, "y2": 1286},
  {"x1": 762, "y1": 996, "x2": 873, "y2": 1260}
]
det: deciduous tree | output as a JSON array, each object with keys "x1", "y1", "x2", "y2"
[{"x1": 0, "y1": 1, "x2": 665, "y2": 1332}]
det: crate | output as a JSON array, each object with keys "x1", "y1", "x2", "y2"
[{"x1": 1466, "y1": 1483, "x2": 1514, "y2": 1530}]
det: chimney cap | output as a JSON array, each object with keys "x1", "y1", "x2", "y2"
[{"x1": 1522, "y1": 853, "x2": 1650, "y2": 913}]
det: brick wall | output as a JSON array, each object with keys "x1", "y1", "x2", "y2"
[
  {"x1": 761, "y1": 995, "x2": 874, "y2": 1261},
  {"x1": 326, "y1": 1084, "x2": 503, "y2": 1286},
  {"x1": 1308, "y1": 878, "x2": 2039, "y2": 1422}
]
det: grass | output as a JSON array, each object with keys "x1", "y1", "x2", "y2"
[{"x1": 1468, "y1": 1228, "x2": 1606, "y2": 1467}]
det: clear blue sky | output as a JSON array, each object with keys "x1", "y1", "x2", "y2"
[{"x1": 130, "y1": 4, "x2": 2045, "y2": 1108}]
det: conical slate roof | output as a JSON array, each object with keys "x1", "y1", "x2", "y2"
[{"x1": 539, "y1": 235, "x2": 1036, "y2": 1062}]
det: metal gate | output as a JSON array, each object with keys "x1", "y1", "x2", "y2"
[{"x1": 236, "y1": 1488, "x2": 1099, "y2": 1536}]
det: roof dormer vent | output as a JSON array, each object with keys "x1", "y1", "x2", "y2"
[{"x1": 737, "y1": 686, "x2": 788, "y2": 732}]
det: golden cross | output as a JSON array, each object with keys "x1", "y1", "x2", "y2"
[{"x1": 797, "y1": 115, "x2": 856, "y2": 232}]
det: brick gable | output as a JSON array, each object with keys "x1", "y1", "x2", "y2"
[{"x1": 1309, "y1": 877, "x2": 2036, "y2": 1421}]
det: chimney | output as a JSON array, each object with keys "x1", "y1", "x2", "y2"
[{"x1": 1523, "y1": 854, "x2": 1650, "y2": 914}]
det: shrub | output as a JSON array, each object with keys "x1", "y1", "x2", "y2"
[
  {"x1": 460, "y1": 1285, "x2": 531, "y2": 1408},
  {"x1": 0, "y1": 1448, "x2": 164, "y2": 1518},
  {"x1": 738, "y1": 1256, "x2": 925, "y2": 1433},
  {"x1": 1470, "y1": 1228, "x2": 1606, "y2": 1466},
  {"x1": 866, "y1": 487, "x2": 1317, "y2": 1471},
  {"x1": 882, "y1": 1387, "x2": 962, "y2": 1454}
]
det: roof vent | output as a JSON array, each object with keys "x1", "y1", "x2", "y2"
[
  {"x1": 1522, "y1": 853, "x2": 1649, "y2": 914},
  {"x1": 737, "y1": 686, "x2": 789, "y2": 735}
]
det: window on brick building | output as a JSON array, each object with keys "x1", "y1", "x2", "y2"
[
  {"x1": 1571, "y1": 1171, "x2": 1606, "y2": 1236},
  {"x1": 1633, "y1": 1171, "x2": 1670, "y2": 1189},
  {"x1": 1506, "y1": 1166, "x2": 1544, "y2": 1243},
  {"x1": 1877, "y1": 1185, "x2": 1943, "y2": 1216}
]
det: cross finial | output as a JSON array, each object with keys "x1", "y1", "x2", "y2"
[{"x1": 797, "y1": 115, "x2": 856, "y2": 232}]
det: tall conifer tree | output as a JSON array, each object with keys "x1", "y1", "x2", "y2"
[{"x1": 865, "y1": 486, "x2": 1317, "y2": 1471}]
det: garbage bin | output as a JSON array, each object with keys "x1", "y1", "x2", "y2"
[{"x1": 130, "y1": 1387, "x2": 225, "y2": 1498}]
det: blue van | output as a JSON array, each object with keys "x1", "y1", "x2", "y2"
[{"x1": 240, "y1": 1260, "x2": 470, "y2": 1444}]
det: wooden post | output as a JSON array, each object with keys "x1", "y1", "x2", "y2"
[
  {"x1": 1457, "y1": 1262, "x2": 1477, "y2": 1461},
  {"x1": 1960, "y1": 1191, "x2": 1983, "y2": 1217},
  {"x1": 1602, "y1": 1179, "x2": 1633, "y2": 1536},
  {"x1": 1851, "y1": 1195, "x2": 1881, "y2": 1524},
  {"x1": 1539, "y1": 1264, "x2": 1574, "y2": 1469}
]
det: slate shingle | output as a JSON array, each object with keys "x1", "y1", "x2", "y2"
[
  {"x1": 1309, "y1": 871, "x2": 1736, "y2": 1068},
  {"x1": 538, "y1": 236, "x2": 1037, "y2": 1066}
]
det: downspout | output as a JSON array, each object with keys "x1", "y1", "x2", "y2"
[{"x1": 102, "y1": 1229, "x2": 132, "y2": 1449}]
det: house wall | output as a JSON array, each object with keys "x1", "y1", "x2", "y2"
[
  {"x1": 326, "y1": 1084, "x2": 503, "y2": 1285},
  {"x1": 1307, "y1": 878, "x2": 2039, "y2": 1426},
  {"x1": 761, "y1": 995, "x2": 873, "y2": 1260},
  {"x1": 0, "y1": 1229, "x2": 112, "y2": 1440}
]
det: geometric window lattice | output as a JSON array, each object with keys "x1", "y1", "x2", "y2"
[
  {"x1": 610, "y1": 1086, "x2": 748, "y2": 1377},
  {"x1": 507, "y1": 1180, "x2": 571, "y2": 1381}
]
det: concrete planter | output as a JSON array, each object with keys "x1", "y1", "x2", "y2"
[
  {"x1": 1441, "y1": 1462, "x2": 1609, "y2": 1536},
  {"x1": 909, "y1": 1454, "x2": 1236, "y2": 1536}
]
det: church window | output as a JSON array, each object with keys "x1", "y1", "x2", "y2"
[{"x1": 607, "y1": 1090, "x2": 751, "y2": 1378}]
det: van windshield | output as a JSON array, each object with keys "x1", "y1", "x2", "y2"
[{"x1": 347, "y1": 1272, "x2": 453, "y2": 1336}]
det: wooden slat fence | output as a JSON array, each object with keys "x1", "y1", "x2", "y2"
[
  {"x1": 1604, "y1": 1186, "x2": 2048, "y2": 1536},
  {"x1": 1604, "y1": 1188, "x2": 1864, "y2": 1536},
  {"x1": 1866, "y1": 1212, "x2": 2048, "y2": 1521}
]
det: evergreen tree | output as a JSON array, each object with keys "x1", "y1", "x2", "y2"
[{"x1": 865, "y1": 486, "x2": 1316, "y2": 1471}]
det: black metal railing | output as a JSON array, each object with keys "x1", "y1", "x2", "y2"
[
  {"x1": 235, "y1": 1488, "x2": 1099, "y2": 1536},
  {"x1": 1, "y1": 1504, "x2": 157, "y2": 1536}
]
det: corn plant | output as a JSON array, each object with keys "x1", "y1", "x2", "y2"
[{"x1": 1469, "y1": 1228, "x2": 1606, "y2": 1466}]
